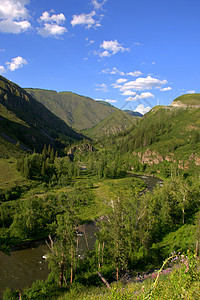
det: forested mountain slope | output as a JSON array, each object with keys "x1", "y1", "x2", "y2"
[
  {"x1": 82, "y1": 110, "x2": 136, "y2": 138},
  {"x1": 115, "y1": 96, "x2": 200, "y2": 173},
  {"x1": 0, "y1": 76, "x2": 83, "y2": 156},
  {"x1": 25, "y1": 88, "x2": 118, "y2": 130}
]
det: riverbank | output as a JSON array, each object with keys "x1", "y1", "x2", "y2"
[{"x1": 0, "y1": 173, "x2": 163, "y2": 294}]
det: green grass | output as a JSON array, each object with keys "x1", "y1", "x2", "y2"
[
  {"x1": 173, "y1": 93, "x2": 200, "y2": 105},
  {"x1": 0, "y1": 158, "x2": 28, "y2": 190}
]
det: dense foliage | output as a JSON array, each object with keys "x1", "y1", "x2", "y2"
[{"x1": 0, "y1": 88, "x2": 200, "y2": 299}]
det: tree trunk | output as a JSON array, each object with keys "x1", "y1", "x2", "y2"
[
  {"x1": 75, "y1": 237, "x2": 79, "y2": 272},
  {"x1": 70, "y1": 246, "x2": 73, "y2": 284},
  {"x1": 98, "y1": 242, "x2": 101, "y2": 268},
  {"x1": 196, "y1": 215, "x2": 200, "y2": 257},
  {"x1": 101, "y1": 241, "x2": 105, "y2": 267},
  {"x1": 83, "y1": 227, "x2": 89, "y2": 250},
  {"x1": 116, "y1": 242, "x2": 119, "y2": 281},
  {"x1": 59, "y1": 259, "x2": 64, "y2": 287},
  {"x1": 97, "y1": 272, "x2": 111, "y2": 289}
]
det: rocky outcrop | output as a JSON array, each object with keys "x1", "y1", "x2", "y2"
[
  {"x1": 171, "y1": 100, "x2": 200, "y2": 108},
  {"x1": 189, "y1": 153, "x2": 200, "y2": 166},
  {"x1": 68, "y1": 143, "x2": 95, "y2": 155},
  {"x1": 133, "y1": 149, "x2": 200, "y2": 168},
  {"x1": 136, "y1": 149, "x2": 164, "y2": 165}
]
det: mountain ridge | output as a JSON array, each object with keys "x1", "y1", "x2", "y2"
[
  {"x1": 25, "y1": 88, "x2": 118, "y2": 130},
  {"x1": 82, "y1": 110, "x2": 136, "y2": 138},
  {"x1": 0, "y1": 75, "x2": 83, "y2": 155}
]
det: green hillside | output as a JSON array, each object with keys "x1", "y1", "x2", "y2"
[
  {"x1": 172, "y1": 93, "x2": 200, "y2": 106},
  {"x1": 118, "y1": 102, "x2": 200, "y2": 173},
  {"x1": 82, "y1": 110, "x2": 136, "y2": 138},
  {"x1": 25, "y1": 88, "x2": 117, "y2": 130},
  {"x1": 0, "y1": 76, "x2": 83, "y2": 154}
]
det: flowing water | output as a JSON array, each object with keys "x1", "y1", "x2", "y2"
[
  {"x1": 0, "y1": 224, "x2": 97, "y2": 294},
  {"x1": 0, "y1": 175, "x2": 162, "y2": 294}
]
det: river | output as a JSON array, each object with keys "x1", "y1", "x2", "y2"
[
  {"x1": 0, "y1": 174, "x2": 162, "y2": 294},
  {"x1": 0, "y1": 224, "x2": 97, "y2": 294}
]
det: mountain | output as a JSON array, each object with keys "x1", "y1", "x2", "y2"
[
  {"x1": 82, "y1": 110, "x2": 136, "y2": 139},
  {"x1": 119, "y1": 97, "x2": 200, "y2": 172},
  {"x1": 123, "y1": 110, "x2": 143, "y2": 117},
  {"x1": 25, "y1": 88, "x2": 117, "y2": 130},
  {"x1": 95, "y1": 100, "x2": 115, "y2": 107},
  {"x1": 171, "y1": 93, "x2": 200, "y2": 107},
  {"x1": 0, "y1": 76, "x2": 83, "y2": 156}
]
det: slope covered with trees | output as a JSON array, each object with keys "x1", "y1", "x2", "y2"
[
  {"x1": 1, "y1": 91, "x2": 200, "y2": 299},
  {"x1": 82, "y1": 110, "x2": 136, "y2": 139}
]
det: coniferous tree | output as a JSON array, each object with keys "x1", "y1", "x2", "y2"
[
  {"x1": 41, "y1": 161, "x2": 45, "y2": 177},
  {"x1": 42, "y1": 145, "x2": 47, "y2": 160},
  {"x1": 47, "y1": 144, "x2": 51, "y2": 157},
  {"x1": 50, "y1": 148, "x2": 55, "y2": 162}
]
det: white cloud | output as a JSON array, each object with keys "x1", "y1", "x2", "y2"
[
  {"x1": 101, "y1": 68, "x2": 142, "y2": 77},
  {"x1": 160, "y1": 87, "x2": 172, "y2": 92},
  {"x1": 187, "y1": 90, "x2": 195, "y2": 94},
  {"x1": 91, "y1": 0, "x2": 107, "y2": 10},
  {"x1": 111, "y1": 83, "x2": 122, "y2": 89},
  {"x1": 0, "y1": 19, "x2": 31, "y2": 33},
  {"x1": 100, "y1": 50, "x2": 110, "y2": 57},
  {"x1": 126, "y1": 71, "x2": 142, "y2": 77},
  {"x1": 131, "y1": 92, "x2": 154, "y2": 101},
  {"x1": 134, "y1": 104, "x2": 151, "y2": 115},
  {"x1": 0, "y1": 65, "x2": 5, "y2": 74},
  {"x1": 0, "y1": 0, "x2": 31, "y2": 33},
  {"x1": 71, "y1": 11, "x2": 100, "y2": 29},
  {"x1": 101, "y1": 67, "x2": 125, "y2": 75},
  {"x1": 134, "y1": 42, "x2": 142, "y2": 46},
  {"x1": 40, "y1": 11, "x2": 66, "y2": 24},
  {"x1": 38, "y1": 11, "x2": 67, "y2": 37},
  {"x1": 6, "y1": 56, "x2": 27, "y2": 71},
  {"x1": 121, "y1": 76, "x2": 167, "y2": 91},
  {"x1": 126, "y1": 92, "x2": 154, "y2": 102},
  {"x1": 95, "y1": 83, "x2": 108, "y2": 92},
  {"x1": 121, "y1": 90, "x2": 136, "y2": 96},
  {"x1": 85, "y1": 37, "x2": 95, "y2": 45},
  {"x1": 38, "y1": 23, "x2": 67, "y2": 37},
  {"x1": 116, "y1": 78, "x2": 127, "y2": 84},
  {"x1": 0, "y1": 0, "x2": 29, "y2": 19},
  {"x1": 105, "y1": 99, "x2": 117, "y2": 103},
  {"x1": 99, "y1": 39, "x2": 129, "y2": 57}
]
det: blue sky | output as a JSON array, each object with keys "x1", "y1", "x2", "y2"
[{"x1": 0, "y1": 0, "x2": 200, "y2": 114}]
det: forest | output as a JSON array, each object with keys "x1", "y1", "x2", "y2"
[{"x1": 1, "y1": 138, "x2": 200, "y2": 299}]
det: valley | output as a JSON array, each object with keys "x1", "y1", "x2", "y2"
[{"x1": 0, "y1": 76, "x2": 199, "y2": 299}]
